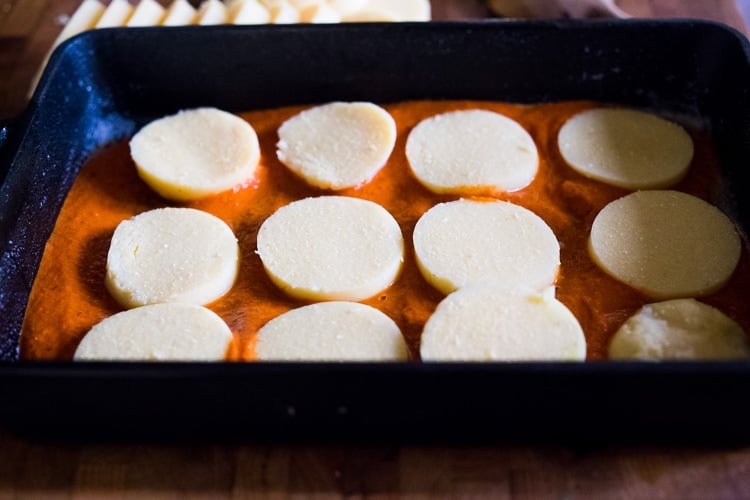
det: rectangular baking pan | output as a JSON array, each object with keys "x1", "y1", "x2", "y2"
[{"x1": 1, "y1": 20, "x2": 750, "y2": 443}]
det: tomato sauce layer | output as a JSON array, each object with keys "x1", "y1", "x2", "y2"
[{"x1": 20, "y1": 100, "x2": 750, "y2": 361}]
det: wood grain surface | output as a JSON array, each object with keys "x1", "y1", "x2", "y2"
[{"x1": 1, "y1": 1, "x2": 750, "y2": 498}]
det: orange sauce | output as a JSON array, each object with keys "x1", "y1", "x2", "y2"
[{"x1": 20, "y1": 100, "x2": 750, "y2": 361}]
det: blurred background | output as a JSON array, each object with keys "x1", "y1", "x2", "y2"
[{"x1": 1, "y1": 0, "x2": 748, "y2": 118}]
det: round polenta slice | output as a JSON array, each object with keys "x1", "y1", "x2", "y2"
[
  {"x1": 129, "y1": 107, "x2": 260, "y2": 201},
  {"x1": 276, "y1": 102, "x2": 396, "y2": 189},
  {"x1": 413, "y1": 199, "x2": 559, "y2": 295},
  {"x1": 420, "y1": 286, "x2": 586, "y2": 361},
  {"x1": 589, "y1": 190, "x2": 740, "y2": 299},
  {"x1": 609, "y1": 298, "x2": 750, "y2": 360},
  {"x1": 106, "y1": 207, "x2": 240, "y2": 308},
  {"x1": 558, "y1": 107, "x2": 694, "y2": 189},
  {"x1": 256, "y1": 302, "x2": 407, "y2": 361},
  {"x1": 74, "y1": 303, "x2": 232, "y2": 361},
  {"x1": 406, "y1": 110, "x2": 538, "y2": 194},
  {"x1": 256, "y1": 196, "x2": 404, "y2": 301}
]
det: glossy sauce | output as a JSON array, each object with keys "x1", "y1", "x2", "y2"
[{"x1": 20, "y1": 100, "x2": 750, "y2": 361}]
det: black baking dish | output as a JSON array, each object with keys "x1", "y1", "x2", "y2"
[{"x1": 1, "y1": 20, "x2": 750, "y2": 443}]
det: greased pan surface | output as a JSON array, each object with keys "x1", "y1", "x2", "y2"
[{"x1": 1, "y1": 21, "x2": 749, "y2": 442}]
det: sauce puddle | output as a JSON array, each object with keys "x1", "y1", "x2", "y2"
[{"x1": 20, "y1": 100, "x2": 750, "y2": 361}]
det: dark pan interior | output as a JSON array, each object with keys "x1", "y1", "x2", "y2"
[{"x1": 1, "y1": 21, "x2": 750, "y2": 442}]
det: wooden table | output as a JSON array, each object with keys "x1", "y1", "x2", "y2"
[{"x1": 1, "y1": 1, "x2": 750, "y2": 498}]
